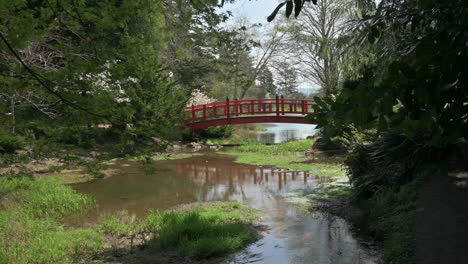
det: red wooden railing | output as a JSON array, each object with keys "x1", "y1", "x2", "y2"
[{"x1": 185, "y1": 97, "x2": 316, "y2": 124}]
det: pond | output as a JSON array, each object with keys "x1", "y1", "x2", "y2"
[{"x1": 72, "y1": 153, "x2": 381, "y2": 264}]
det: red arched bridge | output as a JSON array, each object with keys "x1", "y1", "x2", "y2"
[{"x1": 184, "y1": 97, "x2": 317, "y2": 130}]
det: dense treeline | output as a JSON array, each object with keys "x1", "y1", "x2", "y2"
[{"x1": 0, "y1": 0, "x2": 299, "y2": 156}]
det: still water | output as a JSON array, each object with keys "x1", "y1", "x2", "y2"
[
  {"x1": 256, "y1": 123, "x2": 318, "y2": 144},
  {"x1": 73, "y1": 154, "x2": 381, "y2": 264}
]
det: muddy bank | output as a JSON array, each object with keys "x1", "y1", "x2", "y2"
[{"x1": 1, "y1": 142, "x2": 220, "y2": 184}]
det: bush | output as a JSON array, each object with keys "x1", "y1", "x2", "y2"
[
  {"x1": 345, "y1": 131, "x2": 436, "y2": 198},
  {"x1": 0, "y1": 131, "x2": 24, "y2": 154},
  {"x1": 197, "y1": 125, "x2": 234, "y2": 139},
  {"x1": 46, "y1": 126, "x2": 103, "y2": 149}
]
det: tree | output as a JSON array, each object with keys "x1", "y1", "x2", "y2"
[
  {"x1": 309, "y1": 0, "x2": 468, "y2": 146},
  {"x1": 278, "y1": 0, "x2": 356, "y2": 95},
  {"x1": 256, "y1": 66, "x2": 277, "y2": 97},
  {"x1": 274, "y1": 62, "x2": 298, "y2": 97},
  {"x1": 0, "y1": 0, "x2": 186, "y2": 150}
]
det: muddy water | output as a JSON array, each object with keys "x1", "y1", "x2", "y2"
[{"x1": 73, "y1": 154, "x2": 380, "y2": 264}]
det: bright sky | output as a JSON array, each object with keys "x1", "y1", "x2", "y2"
[
  {"x1": 219, "y1": 0, "x2": 282, "y2": 25},
  {"x1": 218, "y1": 1, "x2": 319, "y2": 94}
]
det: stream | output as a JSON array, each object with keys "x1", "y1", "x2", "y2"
[{"x1": 72, "y1": 123, "x2": 381, "y2": 264}]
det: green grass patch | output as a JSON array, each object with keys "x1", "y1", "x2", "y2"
[
  {"x1": 223, "y1": 139, "x2": 344, "y2": 178},
  {"x1": 128, "y1": 153, "x2": 202, "y2": 162},
  {"x1": 101, "y1": 202, "x2": 259, "y2": 259},
  {"x1": 0, "y1": 177, "x2": 102, "y2": 264},
  {"x1": 227, "y1": 152, "x2": 344, "y2": 178},
  {"x1": 235, "y1": 139, "x2": 313, "y2": 155},
  {"x1": 0, "y1": 178, "x2": 94, "y2": 219}
]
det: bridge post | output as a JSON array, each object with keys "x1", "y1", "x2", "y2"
[
  {"x1": 226, "y1": 96, "x2": 230, "y2": 120},
  {"x1": 235, "y1": 97, "x2": 239, "y2": 116},
  {"x1": 280, "y1": 95, "x2": 285, "y2": 115},
  {"x1": 276, "y1": 95, "x2": 280, "y2": 117},
  {"x1": 301, "y1": 100, "x2": 306, "y2": 115},
  {"x1": 203, "y1": 104, "x2": 206, "y2": 119},
  {"x1": 191, "y1": 104, "x2": 195, "y2": 120}
]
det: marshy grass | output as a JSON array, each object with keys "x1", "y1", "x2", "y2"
[
  {"x1": 236, "y1": 139, "x2": 313, "y2": 155},
  {"x1": 224, "y1": 139, "x2": 345, "y2": 178},
  {"x1": 0, "y1": 177, "x2": 102, "y2": 264},
  {"x1": 100, "y1": 202, "x2": 259, "y2": 259}
]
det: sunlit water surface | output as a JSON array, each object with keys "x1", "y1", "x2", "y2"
[
  {"x1": 256, "y1": 123, "x2": 318, "y2": 144},
  {"x1": 73, "y1": 153, "x2": 381, "y2": 264}
]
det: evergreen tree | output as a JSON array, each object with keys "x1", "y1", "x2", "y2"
[
  {"x1": 274, "y1": 62, "x2": 298, "y2": 97},
  {"x1": 257, "y1": 67, "x2": 277, "y2": 97}
]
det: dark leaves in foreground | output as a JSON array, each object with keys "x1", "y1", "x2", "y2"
[{"x1": 268, "y1": 0, "x2": 317, "y2": 22}]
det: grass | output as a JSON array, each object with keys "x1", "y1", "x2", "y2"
[
  {"x1": 100, "y1": 202, "x2": 259, "y2": 259},
  {"x1": 0, "y1": 177, "x2": 103, "y2": 264},
  {"x1": 348, "y1": 180, "x2": 419, "y2": 264},
  {"x1": 235, "y1": 139, "x2": 313, "y2": 155},
  {"x1": 228, "y1": 152, "x2": 344, "y2": 178}
]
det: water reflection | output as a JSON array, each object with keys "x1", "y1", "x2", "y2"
[
  {"x1": 256, "y1": 123, "x2": 318, "y2": 144},
  {"x1": 73, "y1": 154, "x2": 380, "y2": 264}
]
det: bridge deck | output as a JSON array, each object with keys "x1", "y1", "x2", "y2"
[{"x1": 184, "y1": 98, "x2": 316, "y2": 130}]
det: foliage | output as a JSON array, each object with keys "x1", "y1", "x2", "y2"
[
  {"x1": 344, "y1": 131, "x2": 436, "y2": 198},
  {"x1": 0, "y1": 130, "x2": 24, "y2": 154},
  {"x1": 309, "y1": 0, "x2": 468, "y2": 147},
  {"x1": 277, "y1": 0, "x2": 359, "y2": 96},
  {"x1": 349, "y1": 178, "x2": 420, "y2": 264},
  {"x1": 274, "y1": 61, "x2": 298, "y2": 97},
  {"x1": 0, "y1": 0, "x2": 188, "y2": 154},
  {"x1": 197, "y1": 125, "x2": 235, "y2": 139}
]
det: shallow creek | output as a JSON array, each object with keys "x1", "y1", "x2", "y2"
[{"x1": 72, "y1": 153, "x2": 381, "y2": 264}]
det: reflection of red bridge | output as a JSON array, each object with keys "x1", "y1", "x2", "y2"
[{"x1": 185, "y1": 97, "x2": 317, "y2": 130}]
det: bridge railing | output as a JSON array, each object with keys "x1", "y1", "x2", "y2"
[{"x1": 185, "y1": 97, "x2": 316, "y2": 123}]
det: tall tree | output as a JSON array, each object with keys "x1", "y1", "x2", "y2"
[
  {"x1": 279, "y1": 0, "x2": 355, "y2": 95},
  {"x1": 256, "y1": 66, "x2": 277, "y2": 97},
  {"x1": 0, "y1": 0, "x2": 186, "y2": 149},
  {"x1": 274, "y1": 62, "x2": 298, "y2": 97}
]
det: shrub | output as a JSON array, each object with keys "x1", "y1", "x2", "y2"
[
  {"x1": 0, "y1": 131, "x2": 24, "y2": 154},
  {"x1": 46, "y1": 126, "x2": 103, "y2": 149},
  {"x1": 198, "y1": 125, "x2": 234, "y2": 139},
  {"x1": 345, "y1": 131, "x2": 436, "y2": 198}
]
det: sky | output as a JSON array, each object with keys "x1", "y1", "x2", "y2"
[
  {"x1": 219, "y1": 0, "x2": 282, "y2": 25},
  {"x1": 218, "y1": 1, "x2": 319, "y2": 95}
]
